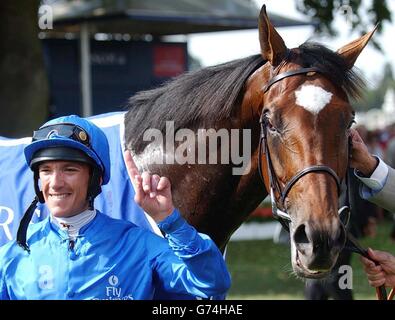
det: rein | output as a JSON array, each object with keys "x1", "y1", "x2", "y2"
[
  {"x1": 257, "y1": 66, "x2": 391, "y2": 300},
  {"x1": 345, "y1": 231, "x2": 394, "y2": 300}
]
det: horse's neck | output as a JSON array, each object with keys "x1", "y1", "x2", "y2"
[{"x1": 135, "y1": 121, "x2": 267, "y2": 249}]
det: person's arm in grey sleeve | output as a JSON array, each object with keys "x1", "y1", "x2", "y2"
[{"x1": 350, "y1": 129, "x2": 395, "y2": 212}]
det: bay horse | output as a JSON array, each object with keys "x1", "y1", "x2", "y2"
[{"x1": 125, "y1": 5, "x2": 375, "y2": 279}]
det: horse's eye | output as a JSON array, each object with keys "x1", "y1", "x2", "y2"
[{"x1": 266, "y1": 119, "x2": 278, "y2": 133}]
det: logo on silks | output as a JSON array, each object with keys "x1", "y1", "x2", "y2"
[
  {"x1": 100, "y1": 275, "x2": 133, "y2": 300},
  {"x1": 108, "y1": 275, "x2": 119, "y2": 286}
]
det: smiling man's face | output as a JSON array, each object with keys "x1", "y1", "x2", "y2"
[{"x1": 38, "y1": 161, "x2": 91, "y2": 217}]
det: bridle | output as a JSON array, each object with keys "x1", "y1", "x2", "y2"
[
  {"x1": 257, "y1": 67, "x2": 350, "y2": 231},
  {"x1": 256, "y1": 66, "x2": 392, "y2": 300}
]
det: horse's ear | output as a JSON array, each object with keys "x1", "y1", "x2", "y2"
[
  {"x1": 258, "y1": 5, "x2": 287, "y2": 66},
  {"x1": 336, "y1": 25, "x2": 378, "y2": 69}
]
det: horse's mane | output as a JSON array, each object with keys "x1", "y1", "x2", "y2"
[
  {"x1": 125, "y1": 54, "x2": 265, "y2": 153},
  {"x1": 125, "y1": 42, "x2": 365, "y2": 154},
  {"x1": 291, "y1": 42, "x2": 365, "y2": 99}
]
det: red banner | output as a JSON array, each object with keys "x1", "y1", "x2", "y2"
[{"x1": 153, "y1": 45, "x2": 186, "y2": 78}]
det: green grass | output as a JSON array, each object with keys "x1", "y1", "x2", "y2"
[{"x1": 225, "y1": 220, "x2": 395, "y2": 300}]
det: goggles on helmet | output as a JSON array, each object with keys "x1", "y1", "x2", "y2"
[{"x1": 32, "y1": 123, "x2": 91, "y2": 148}]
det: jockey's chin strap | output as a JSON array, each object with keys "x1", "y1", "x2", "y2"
[
  {"x1": 16, "y1": 170, "x2": 44, "y2": 252},
  {"x1": 257, "y1": 66, "x2": 391, "y2": 299},
  {"x1": 16, "y1": 197, "x2": 39, "y2": 253}
]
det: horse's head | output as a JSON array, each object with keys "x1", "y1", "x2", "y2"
[{"x1": 247, "y1": 6, "x2": 376, "y2": 278}]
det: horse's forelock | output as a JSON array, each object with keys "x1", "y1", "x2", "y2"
[{"x1": 289, "y1": 42, "x2": 365, "y2": 99}]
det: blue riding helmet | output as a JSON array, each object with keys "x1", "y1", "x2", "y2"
[{"x1": 24, "y1": 115, "x2": 110, "y2": 185}]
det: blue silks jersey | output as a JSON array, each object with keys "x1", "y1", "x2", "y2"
[
  {"x1": 0, "y1": 210, "x2": 230, "y2": 300},
  {"x1": 0, "y1": 112, "x2": 228, "y2": 300}
]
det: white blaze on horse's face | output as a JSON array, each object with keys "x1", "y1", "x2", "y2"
[{"x1": 295, "y1": 85, "x2": 333, "y2": 115}]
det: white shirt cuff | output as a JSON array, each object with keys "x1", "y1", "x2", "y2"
[{"x1": 354, "y1": 156, "x2": 388, "y2": 194}]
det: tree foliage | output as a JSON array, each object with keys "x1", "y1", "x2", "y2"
[
  {"x1": 352, "y1": 62, "x2": 395, "y2": 111},
  {"x1": 296, "y1": 0, "x2": 392, "y2": 48},
  {"x1": 0, "y1": 1, "x2": 49, "y2": 137},
  {"x1": 295, "y1": 0, "x2": 393, "y2": 111}
]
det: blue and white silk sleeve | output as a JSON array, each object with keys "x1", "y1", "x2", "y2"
[
  {"x1": 354, "y1": 156, "x2": 389, "y2": 199},
  {"x1": 154, "y1": 209, "x2": 231, "y2": 298},
  {"x1": 158, "y1": 209, "x2": 202, "y2": 251}
]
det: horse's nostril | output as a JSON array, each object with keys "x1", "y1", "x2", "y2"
[{"x1": 294, "y1": 224, "x2": 309, "y2": 245}]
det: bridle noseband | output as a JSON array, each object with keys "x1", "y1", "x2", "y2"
[{"x1": 257, "y1": 67, "x2": 351, "y2": 231}]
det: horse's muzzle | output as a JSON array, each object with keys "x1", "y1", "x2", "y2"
[{"x1": 291, "y1": 220, "x2": 346, "y2": 278}]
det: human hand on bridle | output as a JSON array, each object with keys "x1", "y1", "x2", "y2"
[
  {"x1": 360, "y1": 248, "x2": 395, "y2": 288},
  {"x1": 124, "y1": 150, "x2": 174, "y2": 222},
  {"x1": 349, "y1": 129, "x2": 378, "y2": 177}
]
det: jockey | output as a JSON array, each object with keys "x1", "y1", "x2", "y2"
[{"x1": 0, "y1": 115, "x2": 230, "y2": 300}]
